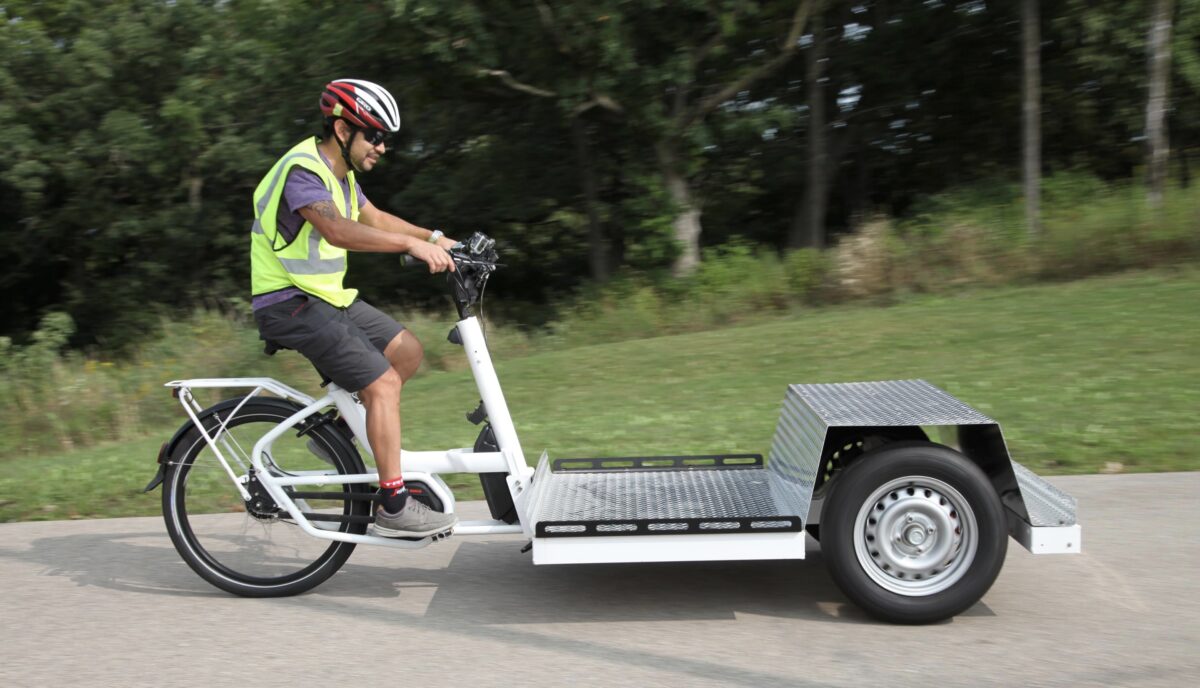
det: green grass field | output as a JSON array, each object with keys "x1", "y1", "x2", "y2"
[{"x1": 1, "y1": 266, "x2": 1196, "y2": 522}]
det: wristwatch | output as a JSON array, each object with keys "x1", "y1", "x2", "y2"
[{"x1": 428, "y1": 229, "x2": 444, "y2": 244}]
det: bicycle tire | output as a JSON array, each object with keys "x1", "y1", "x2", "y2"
[{"x1": 162, "y1": 397, "x2": 370, "y2": 597}]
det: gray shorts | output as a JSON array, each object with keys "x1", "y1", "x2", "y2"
[{"x1": 254, "y1": 295, "x2": 404, "y2": 392}]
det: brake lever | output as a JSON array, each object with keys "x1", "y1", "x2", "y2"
[
  {"x1": 402, "y1": 243, "x2": 499, "y2": 269},
  {"x1": 453, "y1": 257, "x2": 503, "y2": 268}
]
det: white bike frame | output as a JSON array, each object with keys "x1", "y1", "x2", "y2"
[{"x1": 166, "y1": 316, "x2": 534, "y2": 548}]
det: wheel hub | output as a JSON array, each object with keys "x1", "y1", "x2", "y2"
[
  {"x1": 903, "y1": 522, "x2": 928, "y2": 546},
  {"x1": 244, "y1": 471, "x2": 281, "y2": 521},
  {"x1": 854, "y1": 476, "x2": 978, "y2": 596}
]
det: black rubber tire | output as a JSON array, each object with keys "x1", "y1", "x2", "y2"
[
  {"x1": 162, "y1": 397, "x2": 369, "y2": 597},
  {"x1": 821, "y1": 441, "x2": 1008, "y2": 624}
]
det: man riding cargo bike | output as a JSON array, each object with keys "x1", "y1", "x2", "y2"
[{"x1": 250, "y1": 78, "x2": 456, "y2": 539}]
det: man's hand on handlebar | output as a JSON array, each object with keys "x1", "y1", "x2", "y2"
[{"x1": 407, "y1": 239, "x2": 456, "y2": 273}]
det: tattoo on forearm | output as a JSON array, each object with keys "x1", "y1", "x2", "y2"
[{"x1": 308, "y1": 200, "x2": 339, "y2": 221}]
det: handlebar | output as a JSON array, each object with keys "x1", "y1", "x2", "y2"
[
  {"x1": 401, "y1": 232, "x2": 500, "y2": 319},
  {"x1": 400, "y1": 234, "x2": 500, "y2": 271}
]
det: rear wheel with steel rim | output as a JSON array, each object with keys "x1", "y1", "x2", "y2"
[{"x1": 821, "y1": 441, "x2": 1007, "y2": 623}]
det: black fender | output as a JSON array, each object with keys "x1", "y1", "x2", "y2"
[
  {"x1": 142, "y1": 464, "x2": 168, "y2": 493},
  {"x1": 142, "y1": 417, "x2": 200, "y2": 493}
]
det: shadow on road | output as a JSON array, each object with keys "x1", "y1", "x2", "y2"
[
  {"x1": 0, "y1": 529, "x2": 229, "y2": 598},
  {"x1": 360, "y1": 539, "x2": 871, "y2": 623},
  {"x1": 2, "y1": 529, "x2": 990, "y2": 626},
  {"x1": 0, "y1": 526, "x2": 1009, "y2": 688}
]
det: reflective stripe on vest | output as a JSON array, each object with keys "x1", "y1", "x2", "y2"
[
  {"x1": 280, "y1": 230, "x2": 345, "y2": 274},
  {"x1": 249, "y1": 150, "x2": 319, "y2": 240}
]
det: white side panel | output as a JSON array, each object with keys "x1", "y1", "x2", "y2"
[
  {"x1": 1007, "y1": 510, "x2": 1082, "y2": 554},
  {"x1": 532, "y1": 531, "x2": 807, "y2": 565}
]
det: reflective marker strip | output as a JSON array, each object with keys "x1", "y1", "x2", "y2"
[
  {"x1": 280, "y1": 228, "x2": 345, "y2": 274},
  {"x1": 250, "y1": 151, "x2": 321, "y2": 236},
  {"x1": 250, "y1": 151, "x2": 346, "y2": 274}
]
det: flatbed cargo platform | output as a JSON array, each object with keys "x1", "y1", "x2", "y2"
[
  {"x1": 525, "y1": 380, "x2": 1079, "y2": 568},
  {"x1": 527, "y1": 453, "x2": 812, "y2": 565}
]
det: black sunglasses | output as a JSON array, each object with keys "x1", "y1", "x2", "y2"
[{"x1": 359, "y1": 128, "x2": 392, "y2": 147}]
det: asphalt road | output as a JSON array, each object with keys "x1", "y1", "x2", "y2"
[{"x1": 1, "y1": 472, "x2": 1197, "y2": 688}]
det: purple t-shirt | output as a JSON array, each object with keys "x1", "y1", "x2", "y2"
[{"x1": 253, "y1": 150, "x2": 369, "y2": 310}]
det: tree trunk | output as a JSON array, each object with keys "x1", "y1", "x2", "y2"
[
  {"x1": 789, "y1": 11, "x2": 828, "y2": 249},
  {"x1": 1146, "y1": 0, "x2": 1175, "y2": 210},
  {"x1": 1022, "y1": 0, "x2": 1042, "y2": 237},
  {"x1": 571, "y1": 115, "x2": 609, "y2": 281},
  {"x1": 187, "y1": 175, "x2": 203, "y2": 211},
  {"x1": 657, "y1": 139, "x2": 702, "y2": 276}
]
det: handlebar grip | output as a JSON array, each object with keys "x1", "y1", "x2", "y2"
[{"x1": 402, "y1": 251, "x2": 460, "y2": 271}]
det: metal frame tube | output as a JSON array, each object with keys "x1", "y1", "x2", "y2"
[
  {"x1": 166, "y1": 367, "x2": 530, "y2": 549},
  {"x1": 175, "y1": 387, "x2": 255, "y2": 502},
  {"x1": 456, "y1": 317, "x2": 534, "y2": 519}
]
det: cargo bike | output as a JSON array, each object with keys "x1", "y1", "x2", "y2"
[{"x1": 146, "y1": 234, "x2": 1080, "y2": 623}]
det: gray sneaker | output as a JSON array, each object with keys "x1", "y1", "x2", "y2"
[{"x1": 372, "y1": 498, "x2": 458, "y2": 539}]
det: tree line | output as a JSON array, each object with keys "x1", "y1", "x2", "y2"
[{"x1": 1, "y1": 0, "x2": 1195, "y2": 350}]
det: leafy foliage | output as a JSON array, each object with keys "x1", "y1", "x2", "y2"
[{"x1": 0, "y1": 0, "x2": 1196, "y2": 349}]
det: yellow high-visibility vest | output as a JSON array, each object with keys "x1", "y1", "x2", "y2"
[{"x1": 250, "y1": 137, "x2": 359, "y2": 307}]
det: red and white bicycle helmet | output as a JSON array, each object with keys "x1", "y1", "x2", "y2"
[{"x1": 319, "y1": 79, "x2": 401, "y2": 133}]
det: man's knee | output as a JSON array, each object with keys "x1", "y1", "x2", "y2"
[
  {"x1": 385, "y1": 331, "x2": 424, "y2": 379},
  {"x1": 387, "y1": 330, "x2": 422, "y2": 357},
  {"x1": 359, "y1": 366, "x2": 402, "y2": 402},
  {"x1": 402, "y1": 331, "x2": 424, "y2": 363}
]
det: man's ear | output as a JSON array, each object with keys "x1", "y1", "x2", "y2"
[{"x1": 335, "y1": 119, "x2": 354, "y2": 146}]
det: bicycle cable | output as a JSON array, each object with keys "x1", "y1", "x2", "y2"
[{"x1": 478, "y1": 274, "x2": 489, "y2": 332}]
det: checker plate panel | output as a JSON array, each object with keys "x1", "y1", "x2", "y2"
[
  {"x1": 792, "y1": 380, "x2": 995, "y2": 426},
  {"x1": 1012, "y1": 460, "x2": 1078, "y2": 526},
  {"x1": 533, "y1": 467, "x2": 806, "y2": 523}
]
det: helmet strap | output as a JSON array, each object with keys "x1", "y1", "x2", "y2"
[{"x1": 335, "y1": 121, "x2": 363, "y2": 174}]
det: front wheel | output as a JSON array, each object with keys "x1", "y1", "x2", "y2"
[
  {"x1": 821, "y1": 442, "x2": 1008, "y2": 624},
  {"x1": 162, "y1": 397, "x2": 370, "y2": 597}
]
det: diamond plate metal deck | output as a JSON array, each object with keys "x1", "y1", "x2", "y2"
[
  {"x1": 532, "y1": 466, "x2": 807, "y2": 525},
  {"x1": 765, "y1": 385, "x2": 825, "y2": 522},
  {"x1": 791, "y1": 380, "x2": 995, "y2": 426},
  {"x1": 1011, "y1": 461, "x2": 1078, "y2": 526}
]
